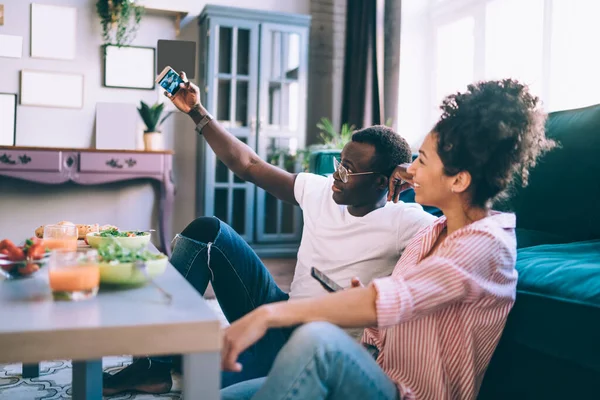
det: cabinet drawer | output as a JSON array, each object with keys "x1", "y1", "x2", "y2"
[
  {"x1": 79, "y1": 153, "x2": 164, "y2": 174},
  {"x1": 0, "y1": 150, "x2": 61, "y2": 172}
]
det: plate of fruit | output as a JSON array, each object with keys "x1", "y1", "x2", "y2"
[{"x1": 0, "y1": 238, "x2": 50, "y2": 280}]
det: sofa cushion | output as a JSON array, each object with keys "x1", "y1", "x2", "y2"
[
  {"x1": 505, "y1": 240, "x2": 600, "y2": 374},
  {"x1": 516, "y1": 239, "x2": 600, "y2": 307},
  {"x1": 496, "y1": 104, "x2": 600, "y2": 243}
]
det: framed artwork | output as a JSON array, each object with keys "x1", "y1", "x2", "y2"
[
  {"x1": 104, "y1": 45, "x2": 156, "y2": 90},
  {"x1": 0, "y1": 4, "x2": 5, "y2": 26},
  {"x1": 0, "y1": 93, "x2": 17, "y2": 146},
  {"x1": 95, "y1": 102, "x2": 138, "y2": 150},
  {"x1": 0, "y1": 34, "x2": 23, "y2": 58},
  {"x1": 20, "y1": 70, "x2": 84, "y2": 109},
  {"x1": 30, "y1": 3, "x2": 77, "y2": 60}
]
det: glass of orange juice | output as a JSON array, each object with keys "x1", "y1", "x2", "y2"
[
  {"x1": 48, "y1": 249, "x2": 100, "y2": 301},
  {"x1": 43, "y1": 224, "x2": 78, "y2": 251}
]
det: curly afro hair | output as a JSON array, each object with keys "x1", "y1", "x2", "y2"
[
  {"x1": 433, "y1": 79, "x2": 556, "y2": 208},
  {"x1": 351, "y1": 125, "x2": 412, "y2": 177}
]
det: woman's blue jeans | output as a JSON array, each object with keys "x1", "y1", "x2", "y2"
[
  {"x1": 221, "y1": 322, "x2": 400, "y2": 400},
  {"x1": 152, "y1": 217, "x2": 293, "y2": 388}
]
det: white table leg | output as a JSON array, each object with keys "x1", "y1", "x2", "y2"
[
  {"x1": 72, "y1": 359, "x2": 102, "y2": 400},
  {"x1": 183, "y1": 352, "x2": 220, "y2": 399}
]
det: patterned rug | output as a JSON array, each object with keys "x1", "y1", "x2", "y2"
[
  {"x1": 0, "y1": 357, "x2": 182, "y2": 400},
  {"x1": 0, "y1": 300, "x2": 228, "y2": 400}
]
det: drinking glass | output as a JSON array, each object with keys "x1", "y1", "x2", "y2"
[
  {"x1": 43, "y1": 224, "x2": 78, "y2": 251},
  {"x1": 48, "y1": 249, "x2": 100, "y2": 301}
]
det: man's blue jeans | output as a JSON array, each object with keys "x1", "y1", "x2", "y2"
[
  {"x1": 220, "y1": 322, "x2": 400, "y2": 400},
  {"x1": 153, "y1": 217, "x2": 293, "y2": 388}
]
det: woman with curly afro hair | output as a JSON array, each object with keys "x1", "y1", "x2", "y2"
[{"x1": 219, "y1": 79, "x2": 556, "y2": 400}]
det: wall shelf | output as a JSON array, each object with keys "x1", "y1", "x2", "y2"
[{"x1": 141, "y1": 2, "x2": 189, "y2": 36}]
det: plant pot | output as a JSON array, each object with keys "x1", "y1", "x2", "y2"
[
  {"x1": 143, "y1": 132, "x2": 164, "y2": 151},
  {"x1": 308, "y1": 149, "x2": 341, "y2": 176}
]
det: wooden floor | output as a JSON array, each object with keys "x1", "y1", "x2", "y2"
[{"x1": 204, "y1": 258, "x2": 296, "y2": 299}]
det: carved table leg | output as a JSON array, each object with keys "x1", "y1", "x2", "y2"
[{"x1": 159, "y1": 168, "x2": 175, "y2": 258}]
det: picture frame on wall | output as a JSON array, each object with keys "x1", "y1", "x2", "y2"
[
  {"x1": 0, "y1": 93, "x2": 17, "y2": 146},
  {"x1": 104, "y1": 45, "x2": 156, "y2": 90},
  {"x1": 30, "y1": 3, "x2": 77, "y2": 60},
  {"x1": 95, "y1": 102, "x2": 138, "y2": 150},
  {"x1": 0, "y1": 34, "x2": 23, "y2": 58},
  {"x1": 20, "y1": 70, "x2": 84, "y2": 109}
]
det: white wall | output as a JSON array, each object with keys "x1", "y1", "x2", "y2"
[{"x1": 0, "y1": 0, "x2": 309, "y2": 244}]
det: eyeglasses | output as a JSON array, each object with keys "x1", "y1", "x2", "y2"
[{"x1": 333, "y1": 157, "x2": 378, "y2": 184}]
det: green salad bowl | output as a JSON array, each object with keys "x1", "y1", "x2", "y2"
[
  {"x1": 86, "y1": 232, "x2": 151, "y2": 250},
  {"x1": 99, "y1": 256, "x2": 168, "y2": 285}
]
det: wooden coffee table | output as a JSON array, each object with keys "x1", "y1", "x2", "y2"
[{"x1": 0, "y1": 254, "x2": 221, "y2": 399}]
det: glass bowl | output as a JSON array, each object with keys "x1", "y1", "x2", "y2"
[{"x1": 0, "y1": 253, "x2": 50, "y2": 280}]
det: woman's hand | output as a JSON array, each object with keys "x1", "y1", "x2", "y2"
[
  {"x1": 387, "y1": 163, "x2": 414, "y2": 203},
  {"x1": 221, "y1": 306, "x2": 271, "y2": 372},
  {"x1": 164, "y1": 71, "x2": 201, "y2": 114}
]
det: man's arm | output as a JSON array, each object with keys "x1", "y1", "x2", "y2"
[
  {"x1": 189, "y1": 104, "x2": 298, "y2": 205},
  {"x1": 168, "y1": 73, "x2": 298, "y2": 205}
]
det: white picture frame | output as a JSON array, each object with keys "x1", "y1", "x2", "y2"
[
  {"x1": 0, "y1": 34, "x2": 23, "y2": 58},
  {"x1": 0, "y1": 93, "x2": 17, "y2": 146},
  {"x1": 30, "y1": 3, "x2": 77, "y2": 60},
  {"x1": 20, "y1": 70, "x2": 84, "y2": 109},
  {"x1": 104, "y1": 45, "x2": 156, "y2": 90},
  {"x1": 95, "y1": 102, "x2": 138, "y2": 150}
]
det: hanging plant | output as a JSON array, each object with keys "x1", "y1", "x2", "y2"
[{"x1": 96, "y1": 0, "x2": 145, "y2": 47}]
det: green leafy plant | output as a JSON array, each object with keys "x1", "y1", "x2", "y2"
[
  {"x1": 268, "y1": 118, "x2": 357, "y2": 172},
  {"x1": 315, "y1": 117, "x2": 356, "y2": 150},
  {"x1": 267, "y1": 117, "x2": 398, "y2": 172},
  {"x1": 137, "y1": 101, "x2": 173, "y2": 133},
  {"x1": 96, "y1": 0, "x2": 144, "y2": 46}
]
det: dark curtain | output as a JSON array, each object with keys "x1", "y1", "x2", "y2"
[
  {"x1": 341, "y1": 0, "x2": 401, "y2": 129},
  {"x1": 341, "y1": 0, "x2": 379, "y2": 128},
  {"x1": 384, "y1": 0, "x2": 402, "y2": 130}
]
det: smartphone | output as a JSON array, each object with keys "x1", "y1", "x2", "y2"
[
  {"x1": 156, "y1": 66, "x2": 184, "y2": 96},
  {"x1": 311, "y1": 267, "x2": 344, "y2": 293},
  {"x1": 397, "y1": 163, "x2": 414, "y2": 183}
]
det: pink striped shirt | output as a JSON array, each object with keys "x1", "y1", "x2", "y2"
[{"x1": 363, "y1": 212, "x2": 517, "y2": 400}]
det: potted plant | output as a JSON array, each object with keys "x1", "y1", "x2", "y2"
[
  {"x1": 137, "y1": 101, "x2": 173, "y2": 151},
  {"x1": 96, "y1": 0, "x2": 144, "y2": 46},
  {"x1": 266, "y1": 118, "x2": 356, "y2": 173}
]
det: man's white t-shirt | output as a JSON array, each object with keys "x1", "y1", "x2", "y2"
[{"x1": 290, "y1": 173, "x2": 437, "y2": 299}]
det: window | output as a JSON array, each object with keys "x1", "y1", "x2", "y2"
[
  {"x1": 484, "y1": 0, "x2": 545, "y2": 98},
  {"x1": 435, "y1": 17, "x2": 475, "y2": 106},
  {"x1": 549, "y1": 0, "x2": 600, "y2": 111},
  {"x1": 398, "y1": 0, "x2": 600, "y2": 148}
]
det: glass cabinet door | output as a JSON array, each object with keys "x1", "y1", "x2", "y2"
[
  {"x1": 256, "y1": 24, "x2": 309, "y2": 243},
  {"x1": 203, "y1": 19, "x2": 260, "y2": 243}
]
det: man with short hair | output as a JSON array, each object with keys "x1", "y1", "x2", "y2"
[{"x1": 103, "y1": 72, "x2": 436, "y2": 395}]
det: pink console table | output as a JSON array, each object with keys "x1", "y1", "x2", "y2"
[{"x1": 0, "y1": 146, "x2": 175, "y2": 257}]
